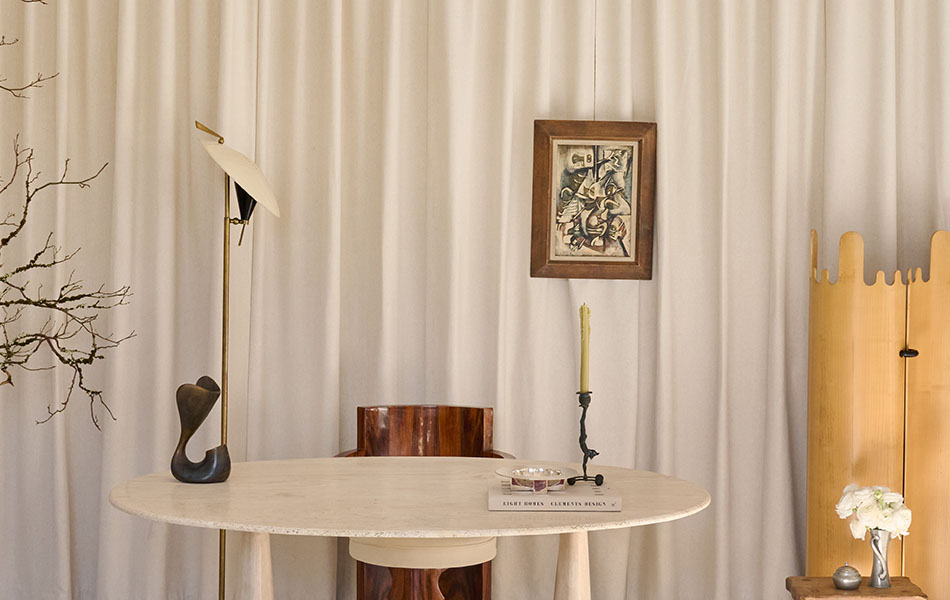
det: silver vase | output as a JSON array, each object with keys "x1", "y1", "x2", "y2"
[{"x1": 869, "y1": 528, "x2": 891, "y2": 588}]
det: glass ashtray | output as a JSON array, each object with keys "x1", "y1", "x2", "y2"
[{"x1": 496, "y1": 465, "x2": 579, "y2": 493}]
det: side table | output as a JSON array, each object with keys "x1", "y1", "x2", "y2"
[{"x1": 786, "y1": 577, "x2": 926, "y2": 599}]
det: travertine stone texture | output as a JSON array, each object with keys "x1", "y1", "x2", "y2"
[{"x1": 110, "y1": 456, "x2": 710, "y2": 538}]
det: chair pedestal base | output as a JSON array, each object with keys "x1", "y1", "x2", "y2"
[
  {"x1": 356, "y1": 562, "x2": 490, "y2": 600},
  {"x1": 351, "y1": 537, "x2": 495, "y2": 600},
  {"x1": 349, "y1": 536, "x2": 496, "y2": 569}
]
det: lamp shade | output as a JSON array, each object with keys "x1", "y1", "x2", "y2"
[
  {"x1": 234, "y1": 182, "x2": 257, "y2": 221},
  {"x1": 200, "y1": 138, "x2": 280, "y2": 218}
]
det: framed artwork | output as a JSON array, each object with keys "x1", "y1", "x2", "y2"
[{"x1": 530, "y1": 120, "x2": 656, "y2": 279}]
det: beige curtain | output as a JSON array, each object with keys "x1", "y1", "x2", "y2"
[{"x1": 3, "y1": 1, "x2": 950, "y2": 598}]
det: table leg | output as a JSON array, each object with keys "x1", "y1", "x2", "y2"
[
  {"x1": 238, "y1": 532, "x2": 274, "y2": 600},
  {"x1": 553, "y1": 531, "x2": 591, "y2": 600}
]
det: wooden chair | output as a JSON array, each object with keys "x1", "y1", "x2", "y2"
[{"x1": 338, "y1": 405, "x2": 512, "y2": 600}]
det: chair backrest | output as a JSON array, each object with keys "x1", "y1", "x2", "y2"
[{"x1": 356, "y1": 405, "x2": 497, "y2": 457}]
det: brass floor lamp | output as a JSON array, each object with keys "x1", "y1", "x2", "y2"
[{"x1": 194, "y1": 120, "x2": 280, "y2": 600}]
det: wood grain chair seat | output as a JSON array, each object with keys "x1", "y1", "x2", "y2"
[{"x1": 338, "y1": 405, "x2": 513, "y2": 600}]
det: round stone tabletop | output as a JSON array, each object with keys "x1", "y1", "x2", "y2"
[{"x1": 110, "y1": 456, "x2": 710, "y2": 538}]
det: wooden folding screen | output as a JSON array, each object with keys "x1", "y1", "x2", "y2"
[
  {"x1": 807, "y1": 230, "x2": 950, "y2": 597},
  {"x1": 903, "y1": 232, "x2": 950, "y2": 597}
]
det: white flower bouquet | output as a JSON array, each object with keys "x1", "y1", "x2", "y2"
[{"x1": 835, "y1": 484, "x2": 912, "y2": 540}]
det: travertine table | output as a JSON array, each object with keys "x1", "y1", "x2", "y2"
[{"x1": 110, "y1": 456, "x2": 709, "y2": 600}]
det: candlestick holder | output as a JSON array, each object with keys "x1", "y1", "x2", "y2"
[{"x1": 567, "y1": 391, "x2": 605, "y2": 486}]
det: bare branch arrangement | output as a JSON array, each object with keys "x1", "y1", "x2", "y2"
[
  {"x1": 0, "y1": 0, "x2": 57, "y2": 99},
  {"x1": 0, "y1": 69, "x2": 58, "y2": 98},
  {"x1": 1, "y1": 0, "x2": 133, "y2": 428}
]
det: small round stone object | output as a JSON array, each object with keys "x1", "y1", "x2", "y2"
[{"x1": 833, "y1": 563, "x2": 862, "y2": 590}]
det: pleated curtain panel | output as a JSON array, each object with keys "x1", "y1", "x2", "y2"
[{"x1": 2, "y1": 1, "x2": 949, "y2": 598}]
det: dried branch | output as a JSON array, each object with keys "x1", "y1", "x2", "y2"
[
  {"x1": 0, "y1": 140, "x2": 133, "y2": 429},
  {"x1": 0, "y1": 0, "x2": 131, "y2": 428},
  {"x1": 0, "y1": 0, "x2": 57, "y2": 99},
  {"x1": 0, "y1": 71, "x2": 58, "y2": 99}
]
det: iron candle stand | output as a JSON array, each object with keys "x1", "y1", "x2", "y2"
[{"x1": 567, "y1": 390, "x2": 605, "y2": 486}]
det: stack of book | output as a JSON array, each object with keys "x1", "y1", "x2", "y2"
[{"x1": 488, "y1": 481, "x2": 621, "y2": 512}]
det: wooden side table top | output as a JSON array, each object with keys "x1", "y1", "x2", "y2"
[{"x1": 786, "y1": 577, "x2": 926, "y2": 599}]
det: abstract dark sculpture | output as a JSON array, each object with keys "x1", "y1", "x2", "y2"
[
  {"x1": 568, "y1": 391, "x2": 605, "y2": 486},
  {"x1": 170, "y1": 376, "x2": 230, "y2": 483}
]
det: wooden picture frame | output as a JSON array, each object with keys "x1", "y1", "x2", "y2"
[{"x1": 530, "y1": 120, "x2": 656, "y2": 280}]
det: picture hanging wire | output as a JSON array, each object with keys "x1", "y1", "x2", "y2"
[{"x1": 592, "y1": 0, "x2": 598, "y2": 121}]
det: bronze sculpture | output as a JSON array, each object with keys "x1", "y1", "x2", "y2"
[{"x1": 170, "y1": 376, "x2": 230, "y2": 483}]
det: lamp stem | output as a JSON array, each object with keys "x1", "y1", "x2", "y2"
[
  {"x1": 219, "y1": 173, "x2": 231, "y2": 600},
  {"x1": 222, "y1": 176, "x2": 230, "y2": 445},
  {"x1": 218, "y1": 530, "x2": 226, "y2": 600}
]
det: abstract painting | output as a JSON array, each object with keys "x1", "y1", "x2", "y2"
[{"x1": 531, "y1": 120, "x2": 656, "y2": 279}]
